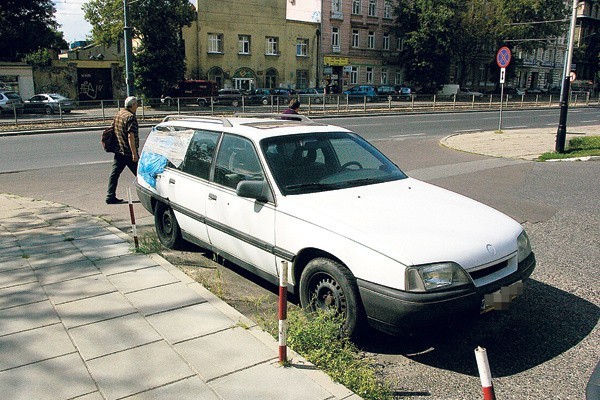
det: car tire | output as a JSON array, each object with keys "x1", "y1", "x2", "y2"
[
  {"x1": 262, "y1": 98, "x2": 269, "y2": 106},
  {"x1": 314, "y1": 97, "x2": 322, "y2": 104},
  {"x1": 45, "y1": 106, "x2": 54, "y2": 115},
  {"x1": 198, "y1": 99, "x2": 207, "y2": 107},
  {"x1": 154, "y1": 202, "x2": 183, "y2": 249},
  {"x1": 231, "y1": 99, "x2": 240, "y2": 107},
  {"x1": 299, "y1": 257, "x2": 363, "y2": 338}
]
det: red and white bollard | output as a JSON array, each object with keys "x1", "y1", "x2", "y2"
[
  {"x1": 278, "y1": 260, "x2": 288, "y2": 364},
  {"x1": 475, "y1": 346, "x2": 496, "y2": 400},
  {"x1": 126, "y1": 186, "x2": 139, "y2": 250}
]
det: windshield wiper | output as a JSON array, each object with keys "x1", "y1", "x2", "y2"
[{"x1": 285, "y1": 182, "x2": 341, "y2": 191}]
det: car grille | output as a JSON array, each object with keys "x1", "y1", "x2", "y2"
[{"x1": 468, "y1": 259, "x2": 508, "y2": 281}]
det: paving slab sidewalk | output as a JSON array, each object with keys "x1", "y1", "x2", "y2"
[{"x1": 0, "y1": 193, "x2": 360, "y2": 400}]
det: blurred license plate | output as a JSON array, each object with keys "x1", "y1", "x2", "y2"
[{"x1": 480, "y1": 280, "x2": 523, "y2": 313}]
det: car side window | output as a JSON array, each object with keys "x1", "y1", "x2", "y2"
[
  {"x1": 180, "y1": 129, "x2": 220, "y2": 180},
  {"x1": 213, "y1": 135, "x2": 264, "y2": 190}
]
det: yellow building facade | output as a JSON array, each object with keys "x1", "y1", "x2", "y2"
[{"x1": 183, "y1": 0, "x2": 320, "y2": 90}]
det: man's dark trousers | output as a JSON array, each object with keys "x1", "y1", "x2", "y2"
[{"x1": 106, "y1": 152, "x2": 138, "y2": 201}]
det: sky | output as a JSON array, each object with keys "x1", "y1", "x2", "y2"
[
  {"x1": 53, "y1": 0, "x2": 93, "y2": 43},
  {"x1": 52, "y1": 0, "x2": 199, "y2": 44}
]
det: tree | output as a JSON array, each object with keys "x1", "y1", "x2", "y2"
[
  {"x1": 83, "y1": 0, "x2": 196, "y2": 98},
  {"x1": 0, "y1": 0, "x2": 68, "y2": 61},
  {"x1": 394, "y1": 0, "x2": 568, "y2": 90}
]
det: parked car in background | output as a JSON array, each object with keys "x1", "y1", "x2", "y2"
[
  {"x1": 343, "y1": 85, "x2": 379, "y2": 102},
  {"x1": 0, "y1": 91, "x2": 24, "y2": 116},
  {"x1": 24, "y1": 93, "x2": 75, "y2": 114},
  {"x1": 249, "y1": 88, "x2": 296, "y2": 105},
  {"x1": 457, "y1": 88, "x2": 484, "y2": 98},
  {"x1": 136, "y1": 114, "x2": 536, "y2": 338},
  {"x1": 297, "y1": 87, "x2": 325, "y2": 104},
  {"x1": 376, "y1": 85, "x2": 399, "y2": 99},
  {"x1": 216, "y1": 88, "x2": 251, "y2": 107},
  {"x1": 396, "y1": 86, "x2": 413, "y2": 100},
  {"x1": 162, "y1": 80, "x2": 218, "y2": 107}
]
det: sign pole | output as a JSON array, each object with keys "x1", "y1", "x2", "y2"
[{"x1": 496, "y1": 48, "x2": 511, "y2": 132}]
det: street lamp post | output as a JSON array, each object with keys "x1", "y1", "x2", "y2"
[
  {"x1": 556, "y1": 0, "x2": 579, "y2": 153},
  {"x1": 123, "y1": 0, "x2": 135, "y2": 97}
]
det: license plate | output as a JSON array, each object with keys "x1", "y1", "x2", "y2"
[{"x1": 480, "y1": 280, "x2": 523, "y2": 314}]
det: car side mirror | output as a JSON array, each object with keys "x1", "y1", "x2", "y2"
[{"x1": 236, "y1": 180, "x2": 273, "y2": 203}]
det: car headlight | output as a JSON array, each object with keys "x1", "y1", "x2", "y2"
[
  {"x1": 517, "y1": 230, "x2": 532, "y2": 262},
  {"x1": 405, "y1": 262, "x2": 471, "y2": 292}
]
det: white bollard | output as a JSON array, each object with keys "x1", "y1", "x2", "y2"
[
  {"x1": 475, "y1": 346, "x2": 496, "y2": 400},
  {"x1": 278, "y1": 261, "x2": 288, "y2": 364}
]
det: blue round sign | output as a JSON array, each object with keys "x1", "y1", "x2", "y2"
[{"x1": 496, "y1": 47, "x2": 511, "y2": 68}]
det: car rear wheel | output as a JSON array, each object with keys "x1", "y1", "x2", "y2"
[
  {"x1": 231, "y1": 99, "x2": 240, "y2": 107},
  {"x1": 299, "y1": 257, "x2": 363, "y2": 338},
  {"x1": 45, "y1": 106, "x2": 54, "y2": 115},
  {"x1": 154, "y1": 202, "x2": 183, "y2": 249},
  {"x1": 313, "y1": 97, "x2": 322, "y2": 104}
]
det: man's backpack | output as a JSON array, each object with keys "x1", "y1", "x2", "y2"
[{"x1": 101, "y1": 123, "x2": 117, "y2": 153}]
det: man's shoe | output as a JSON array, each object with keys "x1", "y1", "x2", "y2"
[{"x1": 106, "y1": 197, "x2": 124, "y2": 204}]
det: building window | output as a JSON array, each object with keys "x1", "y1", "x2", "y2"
[
  {"x1": 296, "y1": 38, "x2": 308, "y2": 57},
  {"x1": 350, "y1": 66, "x2": 358, "y2": 84},
  {"x1": 266, "y1": 37, "x2": 279, "y2": 55},
  {"x1": 332, "y1": 0, "x2": 341, "y2": 14},
  {"x1": 383, "y1": 33, "x2": 389, "y2": 50},
  {"x1": 238, "y1": 35, "x2": 250, "y2": 54},
  {"x1": 366, "y1": 67, "x2": 373, "y2": 84},
  {"x1": 395, "y1": 71, "x2": 402, "y2": 85},
  {"x1": 332, "y1": 27, "x2": 340, "y2": 52},
  {"x1": 384, "y1": 0, "x2": 392, "y2": 18},
  {"x1": 352, "y1": 0, "x2": 361, "y2": 15},
  {"x1": 296, "y1": 70, "x2": 309, "y2": 89},
  {"x1": 368, "y1": 0, "x2": 376, "y2": 17},
  {"x1": 266, "y1": 68, "x2": 278, "y2": 88},
  {"x1": 381, "y1": 68, "x2": 388, "y2": 84},
  {"x1": 368, "y1": 31, "x2": 375, "y2": 49},
  {"x1": 396, "y1": 36, "x2": 403, "y2": 51},
  {"x1": 208, "y1": 33, "x2": 223, "y2": 53},
  {"x1": 352, "y1": 29, "x2": 360, "y2": 48}
]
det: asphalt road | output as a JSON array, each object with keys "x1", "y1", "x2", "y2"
[{"x1": 0, "y1": 109, "x2": 598, "y2": 399}]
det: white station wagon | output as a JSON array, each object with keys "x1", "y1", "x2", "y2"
[{"x1": 136, "y1": 114, "x2": 536, "y2": 337}]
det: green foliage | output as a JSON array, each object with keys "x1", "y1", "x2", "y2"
[
  {"x1": 83, "y1": 0, "x2": 195, "y2": 99},
  {"x1": 287, "y1": 309, "x2": 392, "y2": 400},
  {"x1": 393, "y1": 0, "x2": 568, "y2": 89},
  {"x1": 539, "y1": 136, "x2": 600, "y2": 160},
  {"x1": 25, "y1": 49, "x2": 54, "y2": 67},
  {"x1": 0, "y1": 0, "x2": 68, "y2": 61}
]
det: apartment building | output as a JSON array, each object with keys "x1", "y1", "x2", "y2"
[
  {"x1": 322, "y1": 0, "x2": 402, "y2": 92},
  {"x1": 183, "y1": 0, "x2": 319, "y2": 90}
]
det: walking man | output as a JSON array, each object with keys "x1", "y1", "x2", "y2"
[{"x1": 106, "y1": 96, "x2": 139, "y2": 204}]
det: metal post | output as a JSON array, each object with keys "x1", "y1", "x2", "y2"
[
  {"x1": 123, "y1": 0, "x2": 135, "y2": 97},
  {"x1": 556, "y1": 0, "x2": 578, "y2": 153},
  {"x1": 498, "y1": 83, "x2": 505, "y2": 131}
]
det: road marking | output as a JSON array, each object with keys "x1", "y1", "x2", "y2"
[
  {"x1": 581, "y1": 120, "x2": 598, "y2": 123},
  {"x1": 80, "y1": 161, "x2": 112, "y2": 165},
  {"x1": 390, "y1": 133, "x2": 425, "y2": 138},
  {"x1": 504, "y1": 125, "x2": 528, "y2": 129},
  {"x1": 454, "y1": 129, "x2": 483, "y2": 133}
]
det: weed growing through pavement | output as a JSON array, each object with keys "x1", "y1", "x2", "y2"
[
  {"x1": 194, "y1": 267, "x2": 225, "y2": 299},
  {"x1": 132, "y1": 232, "x2": 162, "y2": 254}
]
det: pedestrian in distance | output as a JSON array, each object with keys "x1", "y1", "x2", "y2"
[
  {"x1": 282, "y1": 98, "x2": 301, "y2": 120},
  {"x1": 106, "y1": 96, "x2": 139, "y2": 204}
]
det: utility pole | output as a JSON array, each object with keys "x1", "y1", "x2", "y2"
[
  {"x1": 556, "y1": 0, "x2": 579, "y2": 153},
  {"x1": 123, "y1": 0, "x2": 135, "y2": 97}
]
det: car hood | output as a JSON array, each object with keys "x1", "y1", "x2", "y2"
[{"x1": 280, "y1": 178, "x2": 522, "y2": 269}]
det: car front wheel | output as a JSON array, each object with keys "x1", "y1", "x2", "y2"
[
  {"x1": 154, "y1": 202, "x2": 182, "y2": 249},
  {"x1": 45, "y1": 106, "x2": 54, "y2": 115},
  {"x1": 299, "y1": 257, "x2": 363, "y2": 338}
]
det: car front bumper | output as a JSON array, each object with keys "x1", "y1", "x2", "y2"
[{"x1": 357, "y1": 252, "x2": 536, "y2": 335}]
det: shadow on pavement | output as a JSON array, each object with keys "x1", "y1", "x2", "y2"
[{"x1": 359, "y1": 279, "x2": 599, "y2": 377}]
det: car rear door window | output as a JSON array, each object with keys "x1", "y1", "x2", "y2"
[
  {"x1": 213, "y1": 134, "x2": 264, "y2": 190},
  {"x1": 180, "y1": 130, "x2": 220, "y2": 180}
]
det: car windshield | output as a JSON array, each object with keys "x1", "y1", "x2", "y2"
[
  {"x1": 261, "y1": 132, "x2": 407, "y2": 195},
  {"x1": 49, "y1": 94, "x2": 67, "y2": 100}
]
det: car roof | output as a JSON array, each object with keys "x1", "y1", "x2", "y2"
[{"x1": 156, "y1": 114, "x2": 349, "y2": 142}]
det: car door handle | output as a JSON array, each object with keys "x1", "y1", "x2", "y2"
[
  {"x1": 169, "y1": 178, "x2": 176, "y2": 185},
  {"x1": 208, "y1": 193, "x2": 217, "y2": 201}
]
